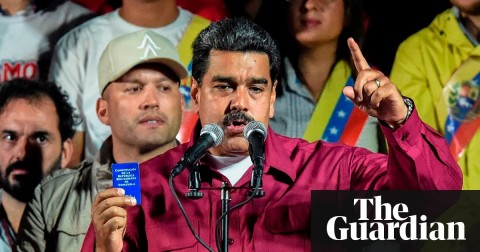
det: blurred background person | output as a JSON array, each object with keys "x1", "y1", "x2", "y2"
[
  {"x1": 0, "y1": 0, "x2": 93, "y2": 81},
  {"x1": 269, "y1": 0, "x2": 384, "y2": 152},
  {"x1": 0, "y1": 78, "x2": 76, "y2": 251},
  {"x1": 48, "y1": 0, "x2": 210, "y2": 167},
  {"x1": 71, "y1": 0, "x2": 227, "y2": 20},
  {"x1": 390, "y1": 0, "x2": 480, "y2": 189},
  {"x1": 224, "y1": 0, "x2": 451, "y2": 76}
]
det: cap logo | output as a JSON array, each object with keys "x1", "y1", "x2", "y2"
[{"x1": 137, "y1": 33, "x2": 161, "y2": 59}]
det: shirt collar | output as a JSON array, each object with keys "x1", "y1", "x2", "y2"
[
  {"x1": 452, "y1": 6, "x2": 479, "y2": 46},
  {"x1": 435, "y1": 8, "x2": 478, "y2": 48},
  {"x1": 282, "y1": 57, "x2": 315, "y2": 102},
  {"x1": 190, "y1": 122, "x2": 297, "y2": 184},
  {"x1": 92, "y1": 137, "x2": 114, "y2": 192},
  {"x1": 263, "y1": 126, "x2": 297, "y2": 184}
]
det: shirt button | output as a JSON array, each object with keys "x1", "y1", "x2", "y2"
[
  {"x1": 402, "y1": 133, "x2": 408, "y2": 141},
  {"x1": 228, "y1": 238, "x2": 234, "y2": 245}
]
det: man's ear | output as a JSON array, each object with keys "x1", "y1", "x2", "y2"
[
  {"x1": 60, "y1": 139, "x2": 74, "y2": 168},
  {"x1": 96, "y1": 98, "x2": 110, "y2": 125},
  {"x1": 269, "y1": 80, "x2": 277, "y2": 119},
  {"x1": 180, "y1": 92, "x2": 185, "y2": 122},
  {"x1": 190, "y1": 78, "x2": 201, "y2": 114}
]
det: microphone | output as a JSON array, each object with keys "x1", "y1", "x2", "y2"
[
  {"x1": 170, "y1": 123, "x2": 224, "y2": 177},
  {"x1": 243, "y1": 121, "x2": 267, "y2": 197},
  {"x1": 243, "y1": 121, "x2": 267, "y2": 166}
]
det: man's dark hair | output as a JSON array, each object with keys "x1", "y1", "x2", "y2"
[
  {"x1": 191, "y1": 18, "x2": 281, "y2": 84},
  {"x1": 0, "y1": 78, "x2": 79, "y2": 142}
]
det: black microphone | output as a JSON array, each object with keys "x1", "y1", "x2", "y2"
[
  {"x1": 170, "y1": 123, "x2": 224, "y2": 177},
  {"x1": 244, "y1": 121, "x2": 267, "y2": 165},
  {"x1": 243, "y1": 121, "x2": 267, "y2": 197}
]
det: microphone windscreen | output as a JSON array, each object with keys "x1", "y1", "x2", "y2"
[
  {"x1": 200, "y1": 123, "x2": 224, "y2": 147},
  {"x1": 243, "y1": 121, "x2": 267, "y2": 141}
]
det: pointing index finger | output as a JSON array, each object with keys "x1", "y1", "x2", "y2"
[{"x1": 348, "y1": 37, "x2": 370, "y2": 72}]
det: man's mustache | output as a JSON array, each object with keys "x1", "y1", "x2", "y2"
[
  {"x1": 222, "y1": 110, "x2": 254, "y2": 126},
  {"x1": 6, "y1": 159, "x2": 36, "y2": 176}
]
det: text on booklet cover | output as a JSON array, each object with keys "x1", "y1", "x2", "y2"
[{"x1": 112, "y1": 162, "x2": 141, "y2": 205}]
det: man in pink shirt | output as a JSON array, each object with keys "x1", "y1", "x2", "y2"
[{"x1": 82, "y1": 18, "x2": 462, "y2": 252}]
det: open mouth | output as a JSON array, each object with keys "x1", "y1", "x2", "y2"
[
  {"x1": 141, "y1": 119, "x2": 160, "y2": 124},
  {"x1": 222, "y1": 111, "x2": 254, "y2": 134},
  {"x1": 138, "y1": 116, "x2": 165, "y2": 127},
  {"x1": 224, "y1": 118, "x2": 249, "y2": 134},
  {"x1": 230, "y1": 119, "x2": 247, "y2": 127}
]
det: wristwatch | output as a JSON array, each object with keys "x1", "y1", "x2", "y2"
[
  {"x1": 402, "y1": 96, "x2": 414, "y2": 122},
  {"x1": 379, "y1": 96, "x2": 415, "y2": 129}
]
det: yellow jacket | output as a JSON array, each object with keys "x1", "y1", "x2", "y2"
[{"x1": 390, "y1": 8, "x2": 480, "y2": 189}]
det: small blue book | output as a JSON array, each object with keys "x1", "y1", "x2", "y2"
[{"x1": 112, "y1": 162, "x2": 141, "y2": 205}]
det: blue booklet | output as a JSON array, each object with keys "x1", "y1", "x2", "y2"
[{"x1": 112, "y1": 162, "x2": 141, "y2": 205}]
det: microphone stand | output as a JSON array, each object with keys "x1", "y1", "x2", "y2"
[
  {"x1": 181, "y1": 143, "x2": 265, "y2": 251},
  {"x1": 185, "y1": 163, "x2": 203, "y2": 199},
  {"x1": 248, "y1": 147, "x2": 266, "y2": 198},
  {"x1": 183, "y1": 162, "x2": 231, "y2": 251},
  {"x1": 183, "y1": 164, "x2": 232, "y2": 252},
  {"x1": 243, "y1": 122, "x2": 267, "y2": 198},
  {"x1": 220, "y1": 182, "x2": 230, "y2": 252}
]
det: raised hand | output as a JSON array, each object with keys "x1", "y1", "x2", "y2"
[
  {"x1": 343, "y1": 38, "x2": 408, "y2": 129},
  {"x1": 91, "y1": 188, "x2": 136, "y2": 252}
]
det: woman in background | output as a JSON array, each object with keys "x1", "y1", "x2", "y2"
[{"x1": 270, "y1": 0, "x2": 385, "y2": 152}]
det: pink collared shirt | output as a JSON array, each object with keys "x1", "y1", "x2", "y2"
[{"x1": 82, "y1": 109, "x2": 462, "y2": 252}]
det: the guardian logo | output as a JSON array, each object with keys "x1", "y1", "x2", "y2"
[{"x1": 326, "y1": 196, "x2": 465, "y2": 241}]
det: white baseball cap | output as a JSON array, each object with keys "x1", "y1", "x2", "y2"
[{"x1": 98, "y1": 29, "x2": 188, "y2": 94}]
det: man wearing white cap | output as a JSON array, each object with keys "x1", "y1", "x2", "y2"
[
  {"x1": 50, "y1": 0, "x2": 210, "y2": 167},
  {"x1": 15, "y1": 29, "x2": 187, "y2": 252}
]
